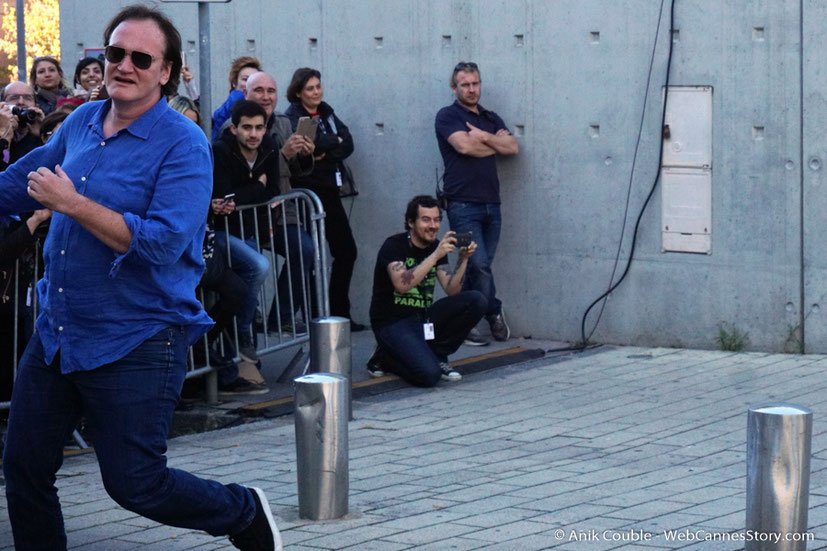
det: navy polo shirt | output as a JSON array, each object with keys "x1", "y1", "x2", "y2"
[{"x1": 435, "y1": 100, "x2": 508, "y2": 204}]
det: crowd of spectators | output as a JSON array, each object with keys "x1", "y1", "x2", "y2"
[
  {"x1": 3, "y1": 50, "x2": 515, "y2": 399},
  {"x1": 0, "y1": 52, "x2": 360, "y2": 398}
]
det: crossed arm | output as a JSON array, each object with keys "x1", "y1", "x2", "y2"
[{"x1": 447, "y1": 123, "x2": 519, "y2": 158}]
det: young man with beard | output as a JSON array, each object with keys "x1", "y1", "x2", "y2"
[
  {"x1": 367, "y1": 195, "x2": 487, "y2": 387},
  {"x1": 211, "y1": 100, "x2": 279, "y2": 365}
]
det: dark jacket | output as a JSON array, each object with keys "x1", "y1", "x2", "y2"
[
  {"x1": 218, "y1": 112, "x2": 314, "y2": 226},
  {"x1": 284, "y1": 101, "x2": 354, "y2": 191},
  {"x1": 34, "y1": 88, "x2": 71, "y2": 116},
  {"x1": 0, "y1": 213, "x2": 47, "y2": 306},
  {"x1": 212, "y1": 130, "x2": 280, "y2": 240},
  {"x1": 0, "y1": 132, "x2": 42, "y2": 172}
]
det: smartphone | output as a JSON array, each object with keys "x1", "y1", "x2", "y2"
[
  {"x1": 454, "y1": 232, "x2": 473, "y2": 248},
  {"x1": 296, "y1": 116, "x2": 318, "y2": 141},
  {"x1": 222, "y1": 192, "x2": 236, "y2": 203}
]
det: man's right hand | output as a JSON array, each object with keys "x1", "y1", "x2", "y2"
[
  {"x1": 436, "y1": 231, "x2": 458, "y2": 259},
  {"x1": 26, "y1": 208, "x2": 52, "y2": 234},
  {"x1": 0, "y1": 105, "x2": 17, "y2": 138}
]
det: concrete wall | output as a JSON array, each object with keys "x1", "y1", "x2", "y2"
[{"x1": 59, "y1": 0, "x2": 823, "y2": 352}]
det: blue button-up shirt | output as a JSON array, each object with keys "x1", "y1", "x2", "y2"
[{"x1": 0, "y1": 97, "x2": 213, "y2": 373}]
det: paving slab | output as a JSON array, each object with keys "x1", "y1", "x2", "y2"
[{"x1": 3, "y1": 344, "x2": 827, "y2": 549}]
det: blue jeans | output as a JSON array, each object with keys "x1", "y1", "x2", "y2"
[
  {"x1": 374, "y1": 291, "x2": 486, "y2": 387},
  {"x1": 267, "y1": 224, "x2": 315, "y2": 326},
  {"x1": 3, "y1": 329, "x2": 255, "y2": 549},
  {"x1": 446, "y1": 201, "x2": 502, "y2": 317},
  {"x1": 214, "y1": 232, "x2": 269, "y2": 331}
]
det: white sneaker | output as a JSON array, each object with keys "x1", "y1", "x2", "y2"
[{"x1": 440, "y1": 362, "x2": 462, "y2": 382}]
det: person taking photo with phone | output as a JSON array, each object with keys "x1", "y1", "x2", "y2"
[{"x1": 366, "y1": 195, "x2": 486, "y2": 387}]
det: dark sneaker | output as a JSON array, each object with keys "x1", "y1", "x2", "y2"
[
  {"x1": 350, "y1": 320, "x2": 367, "y2": 332},
  {"x1": 238, "y1": 332, "x2": 258, "y2": 363},
  {"x1": 487, "y1": 310, "x2": 511, "y2": 341},
  {"x1": 218, "y1": 378, "x2": 269, "y2": 397},
  {"x1": 463, "y1": 328, "x2": 490, "y2": 347},
  {"x1": 230, "y1": 487, "x2": 283, "y2": 551},
  {"x1": 280, "y1": 319, "x2": 307, "y2": 336},
  {"x1": 366, "y1": 347, "x2": 385, "y2": 378},
  {"x1": 439, "y1": 362, "x2": 462, "y2": 382}
]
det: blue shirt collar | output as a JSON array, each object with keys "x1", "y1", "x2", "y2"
[{"x1": 88, "y1": 95, "x2": 169, "y2": 140}]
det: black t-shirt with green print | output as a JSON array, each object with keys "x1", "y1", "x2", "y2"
[{"x1": 369, "y1": 232, "x2": 448, "y2": 329}]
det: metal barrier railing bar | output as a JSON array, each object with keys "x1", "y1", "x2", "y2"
[{"x1": 4, "y1": 188, "x2": 328, "y2": 410}]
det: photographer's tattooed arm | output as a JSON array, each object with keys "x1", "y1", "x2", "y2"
[
  {"x1": 391, "y1": 261, "x2": 416, "y2": 285},
  {"x1": 437, "y1": 257, "x2": 470, "y2": 296},
  {"x1": 437, "y1": 264, "x2": 464, "y2": 290},
  {"x1": 388, "y1": 257, "x2": 437, "y2": 294}
]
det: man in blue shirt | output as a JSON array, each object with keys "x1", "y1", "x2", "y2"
[
  {"x1": 0, "y1": 6, "x2": 281, "y2": 551},
  {"x1": 435, "y1": 61, "x2": 519, "y2": 346}
]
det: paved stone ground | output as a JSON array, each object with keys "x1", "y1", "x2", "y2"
[{"x1": 3, "y1": 345, "x2": 827, "y2": 550}]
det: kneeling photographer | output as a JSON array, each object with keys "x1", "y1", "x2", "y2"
[{"x1": 0, "y1": 82, "x2": 45, "y2": 171}]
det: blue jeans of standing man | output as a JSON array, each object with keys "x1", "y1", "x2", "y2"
[
  {"x1": 3, "y1": 328, "x2": 256, "y2": 549},
  {"x1": 214, "y1": 231, "x2": 269, "y2": 332},
  {"x1": 446, "y1": 201, "x2": 502, "y2": 317}
]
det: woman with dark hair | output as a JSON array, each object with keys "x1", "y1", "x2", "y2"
[
  {"x1": 72, "y1": 57, "x2": 106, "y2": 102},
  {"x1": 29, "y1": 56, "x2": 71, "y2": 115},
  {"x1": 285, "y1": 67, "x2": 363, "y2": 329},
  {"x1": 39, "y1": 111, "x2": 67, "y2": 143}
]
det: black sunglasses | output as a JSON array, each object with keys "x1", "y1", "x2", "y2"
[
  {"x1": 453, "y1": 61, "x2": 479, "y2": 72},
  {"x1": 104, "y1": 45, "x2": 159, "y2": 70}
]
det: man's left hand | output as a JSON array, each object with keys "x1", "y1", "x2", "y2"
[
  {"x1": 27, "y1": 105, "x2": 45, "y2": 136},
  {"x1": 458, "y1": 241, "x2": 477, "y2": 261},
  {"x1": 26, "y1": 165, "x2": 80, "y2": 213},
  {"x1": 465, "y1": 122, "x2": 490, "y2": 142}
]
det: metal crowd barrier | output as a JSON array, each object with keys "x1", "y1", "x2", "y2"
[{"x1": 5, "y1": 188, "x2": 329, "y2": 407}]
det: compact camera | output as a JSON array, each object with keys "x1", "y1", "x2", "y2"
[
  {"x1": 454, "y1": 232, "x2": 473, "y2": 248},
  {"x1": 11, "y1": 106, "x2": 37, "y2": 124}
]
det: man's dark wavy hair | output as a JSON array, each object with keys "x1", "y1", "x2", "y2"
[
  {"x1": 405, "y1": 195, "x2": 440, "y2": 230},
  {"x1": 103, "y1": 5, "x2": 182, "y2": 98},
  {"x1": 231, "y1": 100, "x2": 267, "y2": 126}
]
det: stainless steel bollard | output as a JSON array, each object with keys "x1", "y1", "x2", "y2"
[
  {"x1": 309, "y1": 317, "x2": 352, "y2": 420},
  {"x1": 294, "y1": 373, "x2": 349, "y2": 520},
  {"x1": 746, "y1": 403, "x2": 812, "y2": 550}
]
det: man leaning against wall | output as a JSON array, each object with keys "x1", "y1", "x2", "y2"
[{"x1": 434, "y1": 61, "x2": 519, "y2": 346}]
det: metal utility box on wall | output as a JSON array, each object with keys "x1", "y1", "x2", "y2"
[
  {"x1": 661, "y1": 168, "x2": 712, "y2": 253},
  {"x1": 661, "y1": 86, "x2": 713, "y2": 254}
]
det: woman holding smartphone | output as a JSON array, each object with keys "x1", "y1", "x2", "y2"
[{"x1": 285, "y1": 67, "x2": 363, "y2": 330}]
